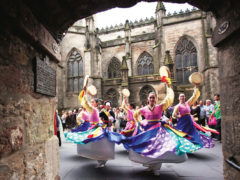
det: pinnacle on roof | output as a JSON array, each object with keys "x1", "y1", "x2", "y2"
[
  {"x1": 185, "y1": 8, "x2": 190, "y2": 13},
  {"x1": 164, "y1": 51, "x2": 173, "y2": 65},
  {"x1": 121, "y1": 56, "x2": 128, "y2": 70},
  {"x1": 125, "y1": 20, "x2": 130, "y2": 30},
  {"x1": 156, "y1": 1, "x2": 166, "y2": 12}
]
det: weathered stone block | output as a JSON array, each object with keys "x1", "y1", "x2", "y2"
[
  {"x1": 44, "y1": 136, "x2": 59, "y2": 180},
  {"x1": 0, "y1": 127, "x2": 23, "y2": 154}
]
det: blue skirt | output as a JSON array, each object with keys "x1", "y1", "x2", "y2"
[
  {"x1": 175, "y1": 115, "x2": 202, "y2": 146},
  {"x1": 71, "y1": 121, "x2": 91, "y2": 132}
]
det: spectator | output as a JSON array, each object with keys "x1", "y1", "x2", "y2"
[
  {"x1": 191, "y1": 101, "x2": 200, "y2": 123},
  {"x1": 165, "y1": 105, "x2": 174, "y2": 119},
  {"x1": 61, "y1": 110, "x2": 67, "y2": 131},
  {"x1": 66, "y1": 110, "x2": 76, "y2": 129},
  {"x1": 99, "y1": 102, "x2": 113, "y2": 129},
  {"x1": 56, "y1": 110, "x2": 61, "y2": 146},
  {"x1": 119, "y1": 107, "x2": 126, "y2": 131},
  {"x1": 211, "y1": 94, "x2": 222, "y2": 141},
  {"x1": 106, "y1": 102, "x2": 115, "y2": 131},
  {"x1": 114, "y1": 108, "x2": 121, "y2": 133},
  {"x1": 165, "y1": 105, "x2": 176, "y2": 125},
  {"x1": 199, "y1": 100, "x2": 206, "y2": 126},
  {"x1": 205, "y1": 99, "x2": 215, "y2": 138}
]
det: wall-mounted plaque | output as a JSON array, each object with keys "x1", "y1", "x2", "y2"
[{"x1": 34, "y1": 57, "x2": 56, "y2": 96}]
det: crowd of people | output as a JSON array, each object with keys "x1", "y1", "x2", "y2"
[
  {"x1": 56, "y1": 93, "x2": 221, "y2": 144},
  {"x1": 59, "y1": 104, "x2": 128, "y2": 133}
]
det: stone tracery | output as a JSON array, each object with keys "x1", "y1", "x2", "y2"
[
  {"x1": 175, "y1": 38, "x2": 198, "y2": 84},
  {"x1": 67, "y1": 49, "x2": 84, "y2": 92},
  {"x1": 137, "y1": 52, "x2": 154, "y2": 75},
  {"x1": 108, "y1": 57, "x2": 121, "y2": 78}
]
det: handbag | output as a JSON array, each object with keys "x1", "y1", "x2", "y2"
[{"x1": 208, "y1": 116, "x2": 217, "y2": 126}]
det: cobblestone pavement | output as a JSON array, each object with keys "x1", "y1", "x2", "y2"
[{"x1": 60, "y1": 138, "x2": 223, "y2": 180}]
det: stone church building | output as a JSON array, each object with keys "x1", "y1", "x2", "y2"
[{"x1": 59, "y1": 2, "x2": 219, "y2": 109}]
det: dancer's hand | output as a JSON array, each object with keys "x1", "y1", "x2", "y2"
[{"x1": 141, "y1": 120, "x2": 148, "y2": 126}]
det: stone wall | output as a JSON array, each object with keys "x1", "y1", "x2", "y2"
[
  {"x1": 218, "y1": 30, "x2": 240, "y2": 180},
  {"x1": 131, "y1": 24, "x2": 155, "y2": 36},
  {"x1": 99, "y1": 30, "x2": 125, "y2": 41},
  {"x1": 0, "y1": 32, "x2": 59, "y2": 180},
  {"x1": 0, "y1": 3, "x2": 60, "y2": 179}
]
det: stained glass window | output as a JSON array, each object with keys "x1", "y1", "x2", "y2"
[
  {"x1": 137, "y1": 52, "x2": 154, "y2": 75},
  {"x1": 175, "y1": 38, "x2": 198, "y2": 84},
  {"x1": 108, "y1": 57, "x2": 121, "y2": 78},
  {"x1": 67, "y1": 49, "x2": 83, "y2": 92}
]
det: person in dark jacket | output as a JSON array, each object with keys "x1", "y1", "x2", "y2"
[{"x1": 66, "y1": 110, "x2": 76, "y2": 129}]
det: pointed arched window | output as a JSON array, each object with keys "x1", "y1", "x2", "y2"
[
  {"x1": 137, "y1": 52, "x2": 154, "y2": 75},
  {"x1": 108, "y1": 57, "x2": 121, "y2": 78},
  {"x1": 175, "y1": 38, "x2": 198, "y2": 84},
  {"x1": 67, "y1": 49, "x2": 83, "y2": 92}
]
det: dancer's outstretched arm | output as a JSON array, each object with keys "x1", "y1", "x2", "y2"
[
  {"x1": 121, "y1": 97, "x2": 129, "y2": 113},
  {"x1": 78, "y1": 90, "x2": 94, "y2": 113},
  {"x1": 133, "y1": 109, "x2": 142, "y2": 124},
  {"x1": 172, "y1": 105, "x2": 179, "y2": 119},
  {"x1": 160, "y1": 85, "x2": 174, "y2": 111},
  {"x1": 187, "y1": 87, "x2": 200, "y2": 106}
]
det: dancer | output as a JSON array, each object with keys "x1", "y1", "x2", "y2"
[
  {"x1": 172, "y1": 88, "x2": 204, "y2": 145},
  {"x1": 120, "y1": 96, "x2": 139, "y2": 136},
  {"x1": 65, "y1": 77, "x2": 115, "y2": 168},
  {"x1": 172, "y1": 72, "x2": 216, "y2": 148},
  {"x1": 71, "y1": 108, "x2": 90, "y2": 132},
  {"x1": 118, "y1": 67, "x2": 199, "y2": 175}
]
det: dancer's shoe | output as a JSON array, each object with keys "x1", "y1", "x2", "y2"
[
  {"x1": 96, "y1": 161, "x2": 106, "y2": 168},
  {"x1": 153, "y1": 170, "x2": 160, "y2": 176}
]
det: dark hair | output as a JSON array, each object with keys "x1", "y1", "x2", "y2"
[
  {"x1": 214, "y1": 94, "x2": 220, "y2": 98},
  {"x1": 148, "y1": 91, "x2": 156, "y2": 96},
  {"x1": 194, "y1": 101, "x2": 198, "y2": 105},
  {"x1": 130, "y1": 103, "x2": 135, "y2": 109},
  {"x1": 94, "y1": 98, "x2": 99, "y2": 104}
]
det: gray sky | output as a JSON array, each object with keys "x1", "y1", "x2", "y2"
[{"x1": 95, "y1": 2, "x2": 194, "y2": 29}]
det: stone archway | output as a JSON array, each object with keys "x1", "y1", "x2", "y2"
[
  {"x1": 105, "y1": 88, "x2": 119, "y2": 107},
  {"x1": 1, "y1": 0, "x2": 240, "y2": 179},
  {"x1": 139, "y1": 85, "x2": 155, "y2": 105}
]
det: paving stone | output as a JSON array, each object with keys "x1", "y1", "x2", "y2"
[{"x1": 60, "y1": 139, "x2": 223, "y2": 180}]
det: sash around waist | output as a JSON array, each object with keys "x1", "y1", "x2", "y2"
[
  {"x1": 180, "y1": 113, "x2": 191, "y2": 117},
  {"x1": 146, "y1": 119, "x2": 161, "y2": 124}
]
